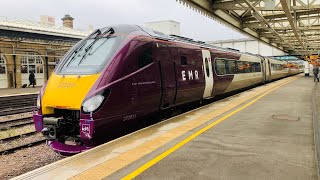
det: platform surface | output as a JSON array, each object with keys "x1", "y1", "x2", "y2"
[
  {"x1": 0, "y1": 87, "x2": 41, "y2": 97},
  {"x1": 13, "y1": 75, "x2": 318, "y2": 180}
]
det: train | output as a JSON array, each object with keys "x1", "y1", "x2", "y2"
[{"x1": 33, "y1": 24, "x2": 301, "y2": 155}]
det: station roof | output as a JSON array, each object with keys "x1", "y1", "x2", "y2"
[
  {"x1": 0, "y1": 17, "x2": 88, "y2": 41},
  {"x1": 177, "y1": 0, "x2": 320, "y2": 55}
]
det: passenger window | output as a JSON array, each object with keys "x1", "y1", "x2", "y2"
[
  {"x1": 244, "y1": 63, "x2": 251, "y2": 73},
  {"x1": 205, "y1": 58, "x2": 210, "y2": 77},
  {"x1": 138, "y1": 47, "x2": 153, "y2": 68},
  {"x1": 180, "y1": 56, "x2": 187, "y2": 65},
  {"x1": 255, "y1": 63, "x2": 261, "y2": 72},
  {"x1": 216, "y1": 59, "x2": 226, "y2": 75},
  {"x1": 237, "y1": 61, "x2": 245, "y2": 73},
  {"x1": 226, "y1": 60, "x2": 236, "y2": 74}
]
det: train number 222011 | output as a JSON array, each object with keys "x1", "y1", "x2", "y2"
[{"x1": 123, "y1": 114, "x2": 137, "y2": 121}]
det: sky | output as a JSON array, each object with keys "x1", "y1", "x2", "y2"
[{"x1": 0, "y1": 0, "x2": 247, "y2": 41}]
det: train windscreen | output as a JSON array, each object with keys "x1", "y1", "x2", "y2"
[{"x1": 58, "y1": 35, "x2": 118, "y2": 74}]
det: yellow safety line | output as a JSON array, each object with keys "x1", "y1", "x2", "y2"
[{"x1": 122, "y1": 77, "x2": 298, "y2": 180}]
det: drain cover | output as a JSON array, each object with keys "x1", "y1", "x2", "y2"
[{"x1": 272, "y1": 115, "x2": 299, "y2": 121}]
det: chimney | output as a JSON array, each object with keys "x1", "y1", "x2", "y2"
[{"x1": 61, "y1": 14, "x2": 74, "y2": 28}]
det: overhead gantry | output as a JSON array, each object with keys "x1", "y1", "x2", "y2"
[{"x1": 177, "y1": 0, "x2": 320, "y2": 55}]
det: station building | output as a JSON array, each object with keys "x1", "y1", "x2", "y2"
[{"x1": 0, "y1": 15, "x2": 87, "y2": 88}]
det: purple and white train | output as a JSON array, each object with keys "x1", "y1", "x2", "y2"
[{"x1": 33, "y1": 24, "x2": 300, "y2": 154}]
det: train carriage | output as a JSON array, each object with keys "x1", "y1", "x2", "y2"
[
  {"x1": 33, "y1": 24, "x2": 300, "y2": 154},
  {"x1": 266, "y1": 58, "x2": 289, "y2": 80}
]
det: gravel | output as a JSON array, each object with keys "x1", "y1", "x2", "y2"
[{"x1": 0, "y1": 144, "x2": 65, "y2": 179}]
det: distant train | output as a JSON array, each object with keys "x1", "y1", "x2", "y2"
[{"x1": 33, "y1": 25, "x2": 301, "y2": 155}]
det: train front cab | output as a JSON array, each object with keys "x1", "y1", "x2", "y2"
[{"x1": 33, "y1": 26, "x2": 155, "y2": 153}]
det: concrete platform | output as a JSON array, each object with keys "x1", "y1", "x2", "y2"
[
  {"x1": 13, "y1": 75, "x2": 318, "y2": 180},
  {"x1": 121, "y1": 76, "x2": 316, "y2": 180},
  {"x1": 0, "y1": 87, "x2": 41, "y2": 97}
]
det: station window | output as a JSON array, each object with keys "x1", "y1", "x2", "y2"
[
  {"x1": 180, "y1": 56, "x2": 187, "y2": 65},
  {"x1": 138, "y1": 47, "x2": 153, "y2": 68},
  {"x1": 215, "y1": 59, "x2": 226, "y2": 75},
  {"x1": 54, "y1": 57, "x2": 61, "y2": 67},
  {"x1": 0, "y1": 55, "x2": 6, "y2": 74},
  {"x1": 21, "y1": 53, "x2": 44, "y2": 74}
]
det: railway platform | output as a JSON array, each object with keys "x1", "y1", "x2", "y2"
[
  {"x1": 14, "y1": 74, "x2": 319, "y2": 180},
  {"x1": 0, "y1": 87, "x2": 41, "y2": 97}
]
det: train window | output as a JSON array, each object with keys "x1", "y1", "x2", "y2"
[
  {"x1": 226, "y1": 60, "x2": 236, "y2": 74},
  {"x1": 244, "y1": 62, "x2": 251, "y2": 73},
  {"x1": 205, "y1": 58, "x2": 210, "y2": 77},
  {"x1": 237, "y1": 61, "x2": 245, "y2": 73},
  {"x1": 271, "y1": 63, "x2": 284, "y2": 71},
  {"x1": 180, "y1": 56, "x2": 187, "y2": 65},
  {"x1": 216, "y1": 59, "x2": 226, "y2": 75},
  {"x1": 138, "y1": 47, "x2": 153, "y2": 68},
  {"x1": 59, "y1": 36, "x2": 118, "y2": 74},
  {"x1": 256, "y1": 63, "x2": 261, "y2": 72},
  {"x1": 250, "y1": 62, "x2": 261, "y2": 72}
]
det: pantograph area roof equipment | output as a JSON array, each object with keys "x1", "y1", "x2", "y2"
[{"x1": 177, "y1": 0, "x2": 320, "y2": 55}]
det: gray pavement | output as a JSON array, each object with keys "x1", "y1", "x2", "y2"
[{"x1": 114, "y1": 76, "x2": 317, "y2": 180}]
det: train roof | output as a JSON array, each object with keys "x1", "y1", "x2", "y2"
[
  {"x1": 96, "y1": 25, "x2": 287, "y2": 63},
  {"x1": 138, "y1": 25, "x2": 245, "y2": 55}
]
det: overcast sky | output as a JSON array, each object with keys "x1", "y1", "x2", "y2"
[{"x1": 0, "y1": 0, "x2": 247, "y2": 41}]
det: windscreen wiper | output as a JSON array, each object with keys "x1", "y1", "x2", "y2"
[
  {"x1": 73, "y1": 29, "x2": 101, "y2": 54},
  {"x1": 65, "y1": 29, "x2": 102, "y2": 67},
  {"x1": 77, "y1": 28, "x2": 115, "y2": 65},
  {"x1": 84, "y1": 28, "x2": 114, "y2": 53}
]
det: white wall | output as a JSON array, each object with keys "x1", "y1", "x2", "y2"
[
  {"x1": 246, "y1": 41, "x2": 259, "y2": 54},
  {"x1": 234, "y1": 42, "x2": 246, "y2": 52},
  {"x1": 145, "y1": 21, "x2": 180, "y2": 35},
  {"x1": 209, "y1": 39, "x2": 286, "y2": 56}
]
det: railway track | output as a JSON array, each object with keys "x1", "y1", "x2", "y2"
[
  {"x1": 0, "y1": 139, "x2": 46, "y2": 155},
  {"x1": 0, "y1": 131, "x2": 37, "y2": 143},
  {"x1": 0, "y1": 117, "x2": 33, "y2": 131},
  {"x1": 0, "y1": 130, "x2": 46, "y2": 155},
  {"x1": 0, "y1": 94, "x2": 37, "y2": 116}
]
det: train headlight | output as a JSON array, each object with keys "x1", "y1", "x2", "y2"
[
  {"x1": 82, "y1": 94, "x2": 105, "y2": 113},
  {"x1": 37, "y1": 94, "x2": 41, "y2": 109}
]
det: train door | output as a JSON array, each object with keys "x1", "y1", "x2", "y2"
[
  {"x1": 260, "y1": 57, "x2": 266, "y2": 83},
  {"x1": 202, "y1": 49, "x2": 213, "y2": 98},
  {"x1": 267, "y1": 58, "x2": 272, "y2": 81},
  {"x1": 157, "y1": 43, "x2": 177, "y2": 108}
]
